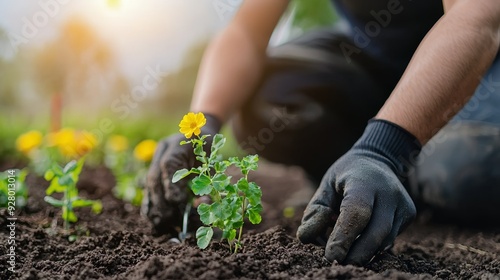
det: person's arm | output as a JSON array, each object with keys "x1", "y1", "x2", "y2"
[
  {"x1": 190, "y1": 0, "x2": 289, "y2": 123},
  {"x1": 377, "y1": 0, "x2": 500, "y2": 143},
  {"x1": 298, "y1": 0, "x2": 500, "y2": 265}
]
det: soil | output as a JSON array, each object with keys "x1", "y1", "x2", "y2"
[{"x1": 1, "y1": 161, "x2": 499, "y2": 280}]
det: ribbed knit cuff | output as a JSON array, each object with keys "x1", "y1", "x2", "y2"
[{"x1": 353, "y1": 119, "x2": 422, "y2": 176}]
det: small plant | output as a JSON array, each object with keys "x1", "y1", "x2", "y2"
[
  {"x1": 44, "y1": 158, "x2": 102, "y2": 232},
  {"x1": 106, "y1": 136, "x2": 156, "y2": 206},
  {"x1": 0, "y1": 169, "x2": 28, "y2": 209},
  {"x1": 173, "y1": 112, "x2": 263, "y2": 253}
]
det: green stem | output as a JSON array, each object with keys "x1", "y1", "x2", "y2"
[
  {"x1": 64, "y1": 184, "x2": 69, "y2": 232},
  {"x1": 235, "y1": 195, "x2": 247, "y2": 254}
]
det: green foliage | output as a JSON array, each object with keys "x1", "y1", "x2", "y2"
[
  {"x1": 44, "y1": 158, "x2": 102, "y2": 231},
  {"x1": 173, "y1": 134, "x2": 263, "y2": 253},
  {"x1": 0, "y1": 169, "x2": 28, "y2": 210},
  {"x1": 105, "y1": 141, "x2": 146, "y2": 207},
  {"x1": 114, "y1": 174, "x2": 144, "y2": 207},
  {"x1": 290, "y1": 0, "x2": 338, "y2": 31}
]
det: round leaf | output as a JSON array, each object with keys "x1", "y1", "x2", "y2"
[
  {"x1": 196, "y1": 226, "x2": 213, "y2": 249},
  {"x1": 191, "y1": 174, "x2": 212, "y2": 196}
]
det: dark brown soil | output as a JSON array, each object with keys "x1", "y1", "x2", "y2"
[{"x1": 1, "y1": 162, "x2": 499, "y2": 280}]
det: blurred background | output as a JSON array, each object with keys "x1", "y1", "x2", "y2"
[{"x1": 0, "y1": 0, "x2": 337, "y2": 162}]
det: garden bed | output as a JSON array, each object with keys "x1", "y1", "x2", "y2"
[{"x1": 1, "y1": 162, "x2": 499, "y2": 279}]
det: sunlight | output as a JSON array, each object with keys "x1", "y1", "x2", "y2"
[{"x1": 107, "y1": 0, "x2": 121, "y2": 9}]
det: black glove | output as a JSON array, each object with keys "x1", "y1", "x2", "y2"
[
  {"x1": 297, "y1": 119, "x2": 421, "y2": 265},
  {"x1": 142, "y1": 114, "x2": 222, "y2": 234}
]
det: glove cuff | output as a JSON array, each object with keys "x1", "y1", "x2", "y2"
[
  {"x1": 353, "y1": 119, "x2": 422, "y2": 178},
  {"x1": 202, "y1": 113, "x2": 223, "y2": 134}
]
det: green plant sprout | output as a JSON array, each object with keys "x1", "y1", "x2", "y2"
[
  {"x1": 0, "y1": 169, "x2": 28, "y2": 210},
  {"x1": 114, "y1": 174, "x2": 144, "y2": 206},
  {"x1": 107, "y1": 151, "x2": 144, "y2": 207},
  {"x1": 106, "y1": 136, "x2": 155, "y2": 207},
  {"x1": 173, "y1": 128, "x2": 263, "y2": 254},
  {"x1": 44, "y1": 158, "x2": 102, "y2": 232}
]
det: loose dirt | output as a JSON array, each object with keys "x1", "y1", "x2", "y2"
[{"x1": 1, "y1": 162, "x2": 498, "y2": 279}]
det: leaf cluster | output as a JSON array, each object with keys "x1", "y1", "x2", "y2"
[{"x1": 0, "y1": 169, "x2": 28, "y2": 209}]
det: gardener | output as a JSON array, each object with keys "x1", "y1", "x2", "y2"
[{"x1": 144, "y1": 0, "x2": 500, "y2": 266}]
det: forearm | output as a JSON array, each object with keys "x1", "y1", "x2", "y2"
[
  {"x1": 377, "y1": 1, "x2": 500, "y2": 144},
  {"x1": 190, "y1": 25, "x2": 265, "y2": 123},
  {"x1": 190, "y1": 0, "x2": 288, "y2": 124}
]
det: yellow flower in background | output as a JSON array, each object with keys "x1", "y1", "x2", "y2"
[
  {"x1": 75, "y1": 131, "x2": 98, "y2": 156},
  {"x1": 16, "y1": 130, "x2": 43, "y2": 155},
  {"x1": 46, "y1": 128, "x2": 98, "y2": 158},
  {"x1": 134, "y1": 139, "x2": 157, "y2": 162},
  {"x1": 179, "y1": 112, "x2": 206, "y2": 138},
  {"x1": 107, "y1": 135, "x2": 129, "y2": 153}
]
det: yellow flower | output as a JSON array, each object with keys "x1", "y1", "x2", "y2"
[
  {"x1": 107, "y1": 135, "x2": 129, "y2": 153},
  {"x1": 134, "y1": 139, "x2": 157, "y2": 162},
  {"x1": 16, "y1": 130, "x2": 43, "y2": 155},
  {"x1": 46, "y1": 128, "x2": 98, "y2": 158},
  {"x1": 179, "y1": 112, "x2": 206, "y2": 138},
  {"x1": 75, "y1": 130, "x2": 98, "y2": 156}
]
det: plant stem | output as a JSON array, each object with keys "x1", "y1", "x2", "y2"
[
  {"x1": 64, "y1": 184, "x2": 69, "y2": 232},
  {"x1": 234, "y1": 195, "x2": 247, "y2": 254}
]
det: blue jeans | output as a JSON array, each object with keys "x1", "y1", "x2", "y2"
[{"x1": 232, "y1": 30, "x2": 500, "y2": 224}]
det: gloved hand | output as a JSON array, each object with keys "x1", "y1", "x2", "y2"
[
  {"x1": 142, "y1": 114, "x2": 222, "y2": 235},
  {"x1": 297, "y1": 119, "x2": 421, "y2": 266}
]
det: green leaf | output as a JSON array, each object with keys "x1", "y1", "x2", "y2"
[
  {"x1": 222, "y1": 228, "x2": 237, "y2": 241},
  {"x1": 246, "y1": 182, "x2": 262, "y2": 205},
  {"x1": 214, "y1": 161, "x2": 228, "y2": 173},
  {"x1": 240, "y1": 155, "x2": 259, "y2": 174},
  {"x1": 196, "y1": 226, "x2": 213, "y2": 249},
  {"x1": 18, "y1": 169, "x2": 28, "y2": 181},
  {"x1": 63, "y1": 160, "x2": 77, "y2": 173},
  {"x1": 44, "y1": 196, "x2": 64, "y2": 207},
  {"x1": 194, "y1": 145, "x2": 206, "y2": 157},
  {"x1": 180, "y1": 140, "x2": 191, "y2": 145},
  {"x1": 44, "y1": 170, "x2": 55, "y2": 181},
  {"x1": 58, "y1": 174, "x2": 74, "y2": 186},
  {"x1": 228, "y1": 157, "x2": 239, "y2": 165},
  {"x1": 236, "y1": 178, "x2": 249, "y2": 192},
  {"x1": 72, "y1": 198, "x2": 101, "y2": 214},
  {"x1": 92, "y1": 201, "x2": 103, "y2": 214},
  {"x1": 191, "y1": 174, "x2": 212, "y2": 196},
  {"x1": 172, "y1": 168, "x2": 191, "y2": 183},
  {"x1": 46, "y1": 179, "x2": 65, "y2": 195},
  {"x1": 70, "y1": 158, "x2": 85, "y2": 181},
  {"x1": 225, "y1": 183, "x2": 237, "y2": 194},
  {"x1": 189, "y1": 167, "x2": 201, "y2": 175},
  {"x1": 196, "y1": 156, "x2": 207, "y2": 164},
  {"x1": 212, "y1": 173, "x2": 230, "y2": 192},
  {"x1": 210, "y1": 134, "x2": 226, "y2": 155},
  {"x1": 214, "y1": 200, "x2": 231, "y2": 221},
  {"x1": 198, "y1": 203, "x2": 216, "y2": 225},
  {"x1": 51, "y1": 164, "x2": 64, "y2": 177},
  {"x1": 62, "y1": 207, "x2": 78, "y2": 222},
  {"x1": 230, "y1": 214, "x2": 243, "y2": 229},
  {"x1": 247, "y1": 204, "x2": 263, "y2": 224}
]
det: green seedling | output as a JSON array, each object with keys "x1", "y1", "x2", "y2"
[
  {"x1": 173, "y1": 134, "x2": 263, "y2": 254},
  {"x1": 114, "y1": 173, "x2": 144, "y2": 207},
  {"x1": 44, "y1": 158, "x2": 102, "y2": 232},
  {"x1": 0, "y1": 169, "x2": 28, "y2": 210}
]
